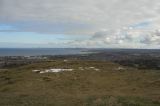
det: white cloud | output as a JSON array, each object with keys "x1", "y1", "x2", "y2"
[{"x1": 65, "y1": 28, "x2": 160, "y2": 48}]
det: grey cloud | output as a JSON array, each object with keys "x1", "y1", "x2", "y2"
[
  {"x1": 140, "y1": 30, "x2": 160, "y2": 44},
  {"x1": 0, "y1": 21, "x2": 93, "y2": 35},
  {"x1": 1, "y1": 0, "x2": 160, "y2": 34}
]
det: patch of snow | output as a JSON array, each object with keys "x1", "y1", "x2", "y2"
[
  {"x1": 116, "y1": 67, "x2": 125, "y2": 71},
  {"x1": 32, "y1": 70, "x2": 41, "y2": 73},
  {"x1": 33, "y1": 68, "x2": 73, "y2": 74},
  {"x1": 94, "y1": 69, "x2": 100, "y2": 71},
  {"x1": 33, "y1": 66, "x2": 100, "y2": 74},
  {"x1": 63, "y1": 60, "x2": 68, "y2": 62},
  {"x1": 79, "y1": 67, "x2": 84, "y2": 70},
  {"x1": 39, "y1": 71, "x2": 46, "y2": 74},
  {"x1": 89, "y1": 67, "x2": 95, "y2": 69},
  {"x1": 78, "y1": 67, "x2": 100, "y2": 71}
]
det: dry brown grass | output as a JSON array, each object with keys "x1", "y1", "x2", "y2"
[{"x1": 0, "y1": 60, "x2": 159, "y2": 106}]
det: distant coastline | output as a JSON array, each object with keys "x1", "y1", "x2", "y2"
[{"x1": 0, "y1": 48, "x2": 88, "y2": 56}]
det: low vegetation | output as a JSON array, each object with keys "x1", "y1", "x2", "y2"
[{"x1": 0, "y1": 60, "x2": 160, "y2": 106}]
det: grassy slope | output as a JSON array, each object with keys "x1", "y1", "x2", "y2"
[{"x1": 0, "y1": 60, "x2": 160, "y2": 106}]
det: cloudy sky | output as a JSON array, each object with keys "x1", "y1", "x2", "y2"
[{"x1": 0, "y1": 0, "x2": 160, "y2": 48}]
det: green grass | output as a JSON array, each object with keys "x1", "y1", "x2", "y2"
[{"x1": 0, "y1": 60, "x2": 159, "y2": 106}]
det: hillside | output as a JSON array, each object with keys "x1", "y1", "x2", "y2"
[{"x1": 0, "y1": 60, "x2": 160, "y2": 106}]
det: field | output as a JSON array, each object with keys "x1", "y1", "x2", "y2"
[{"x1": 0, "y1": 60, "x2": 160, "y2": 106}]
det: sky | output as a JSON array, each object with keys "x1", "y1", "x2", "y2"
[{"x1": 0, "y1": 0, "x2": 160, "y2": 48}]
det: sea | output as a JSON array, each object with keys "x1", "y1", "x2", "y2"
[
  {"x1": 1, "y1": 48, "x2": 158, "y2": 57},
  {"x1": 0, "y1": 48, "x2": 89, "y2": 56}
]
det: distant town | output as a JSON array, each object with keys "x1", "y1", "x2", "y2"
[{"x1": 1, "y1": 49, "x2": 160, "y2": 70}]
